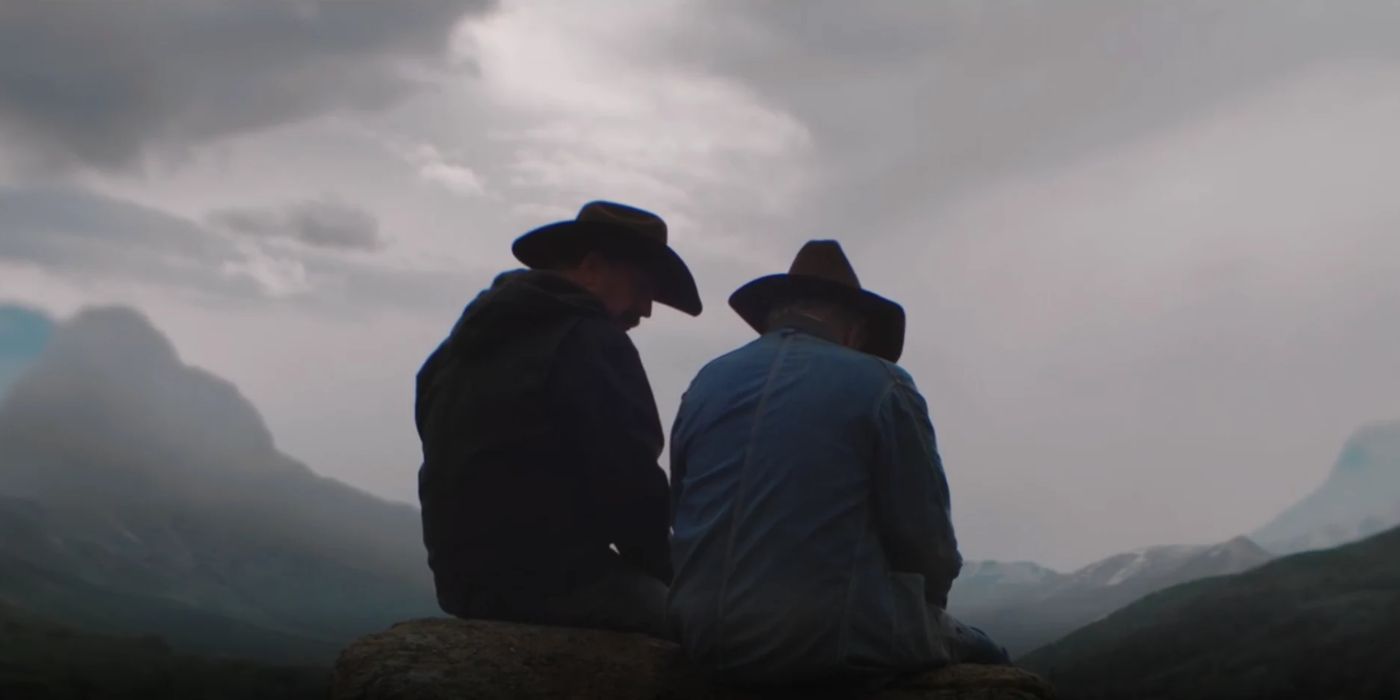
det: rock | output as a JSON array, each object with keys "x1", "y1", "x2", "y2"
[{"x1": 332, "y1": 618, "x2": 1055, "y2": 699}]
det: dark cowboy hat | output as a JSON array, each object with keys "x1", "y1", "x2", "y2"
[
  {"x1": 729, "y1": 240, "x2": 906, "y2": 362},
  {"x1": 512, "y1": 201, "x2": 702, "y2": 316}
]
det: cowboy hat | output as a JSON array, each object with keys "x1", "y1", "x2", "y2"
[
  {"x1": 729, "y1": 240, "x2": 905, "y2": 362},
  {"x1": 512, "y1": 201, "x2": 702, "y2": 316}
]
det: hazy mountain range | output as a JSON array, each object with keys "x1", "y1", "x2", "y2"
[
  {"x1": 1, "y1": 302, "x2": 1396, "y2": 686},
  {"x1": 1021, "y1": 523, "x2": 1400, "y2": 699},
  {"x1": 0, "y1": 306, "x2": 437, "y2": 664},
  {"x1": 950, "y1": 417, "x2": 1400, "y2": 658},
  {"x1": 950, "y1": 537, "x2": 1273, "y2": 657}
]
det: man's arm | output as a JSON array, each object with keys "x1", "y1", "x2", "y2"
[
  {"x1": 870, "y1": 372, "x2": 962, "y2": 608},
  {"x1": 551, "y1": 319, "x2": 673, "y2": 584},
  {"x1": 668, "y1": 393, "x2": 690, "y2": 526}
]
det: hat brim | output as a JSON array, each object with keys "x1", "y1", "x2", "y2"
[
  {"x1": 513, "y1": 221, "x2": 702, "y2": 316},
  {"x1": 729, "y1": 274, "x2": 906, "y2": 362}
]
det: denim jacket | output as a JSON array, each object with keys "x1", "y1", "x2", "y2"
[{"x1": 668, "y1": 324, "x2": 962, "y2": 683}]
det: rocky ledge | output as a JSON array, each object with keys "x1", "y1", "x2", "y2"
[{"x1": 332, "y1": 618, "x2": 1054, "y2": 699}]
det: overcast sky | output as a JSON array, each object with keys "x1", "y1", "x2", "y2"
[{"x1": 2, "y1": 0, "x2": 1399, "y2": 569}]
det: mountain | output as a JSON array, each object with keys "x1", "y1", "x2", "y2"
[
  {"x1": 0, "y1": 305, "x2": 51, "y2": 401},
  {"x1": 949, "y1": 560, "x2": 1065, "y2": 611},
  {"x1": 0, "y1": 306, "x2": 437, "y2": 664},
  {"x1": 950, "y1": 536, "x2": 1273, "y2": 657},
  {"x1": 0, "y1": 602, "x2": 328, "y2": 700},
  {"x1": 1021, "y1": 524, "x2": 1400, "y2": 700},
  {"x1": 1253, "y1": 422, "x2": 1400, "y2": 555}
]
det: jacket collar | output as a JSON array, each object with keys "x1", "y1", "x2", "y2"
[
  {"x1": 768, "y1": 310, "x2": 845, "y2": 347},
  {"x1": 489, "y1": 269, "x2": 608, "y2": 317}
]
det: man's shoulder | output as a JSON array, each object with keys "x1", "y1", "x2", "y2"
[
  {"x1": 566, "y1": 313, "x2": 631, "y2": 348},
  {"x1": 810, "y1": 337, "x2": 913, "y2": 389},
  {"x1": 467, "y1": 269, "x2": 606, "y2": 318},
  {"x1": 556, "y1": 315, "x2": 646, "y2": 379},
  {"x1": 690, "y1": 336, "x2": 767, "y2": 381},
  {"x1": 873, "y1": 356, "x2": 916, "y2": 389},
  {"x1": 689, "y1": 333, "x2": 910, "y2": 395}
]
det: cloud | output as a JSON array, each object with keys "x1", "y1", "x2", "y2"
[
  {"x1": 6, "y1": 0, "x2": 1400, "y2": 571},
  {"x1": 403, "y1": 144, "x2": 488, "y2": 197},
  {"x1": 0, "y1": 186, "x2": 252, "y2": 295},
  {"x1": 596, "y1": 1, "x2": 1400, "y2": 567},
  {"x1": 209, "y1": 198, "x2": 384, "y2": 252},
  {"x1": 0, "y1": 0, "x2": 497, "y2": 171},
  {"x1": 0, "y1": 186, "x2": 465, "y2": 306},
  {"x1": 460, "y1": 0, "x2": 814, "y2": 266},
  {"x1": 669, "y1": 1, "x2": 1400, "y2": 234}
]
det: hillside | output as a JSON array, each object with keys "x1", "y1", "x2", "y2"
[
  {"x1": 0, "y1": 603, "x2": 327, "y2": 700},
  {"x1": 1020, "y1": 524, "x2": 1400, "y2": 700},
  {"x1": 950, "y1": 536, "x2": 1271, "y2": 656},
  {"x1": 0, "y1": 306, "x2": 437, "y2": 663}
]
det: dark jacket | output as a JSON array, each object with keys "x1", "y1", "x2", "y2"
[{"x1": 415, "y1": 270, "x2": 671, "y2": 612}]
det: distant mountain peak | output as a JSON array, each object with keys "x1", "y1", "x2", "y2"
[
  {"x1": 0, "y1": 304, "x2": 280, "y2": 497},
  {"x1": 958, "y1": 560, "x2": 1064, "y2": 586},
  {"x1": 1021, "y1": 524, "x2": 1400, "y2": 698},
  {"x1": 1332, "y1": 421, "x2": 1400, "y2": 477},
  {"x1": 1254, "y1": 422, "x2": 1400, "y2": 555},
  {"x1": 46, "y1": 306, "x2": 181, "y2": 374},
  {"x1": 950, "y1": 535, "x2": 1272, "y2": 657},
  {"x1": 0, "y1": 305, "x2": 436, "y2": 663}
]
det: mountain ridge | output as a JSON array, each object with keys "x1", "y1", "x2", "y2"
[
  {"x1": 1020, "y1": 524, "x2": 1400, "y2": 699},
  {"x1": 1253, "y1": 421, "x2": 1400, "y2": 554},
  {"x1": 0, "y1": 305, "x2": 437, "y2": 663},
  {"x1": 950, "y1": 536, "x2": 1273, "y2": 656}
]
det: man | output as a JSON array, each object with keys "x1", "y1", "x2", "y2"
[
  {"x1": 668, "y1": 240, "x2": 1007, "y2": 685},
  {"x1": 415, "y1": 201, "x2": 701, "y2": 637}
]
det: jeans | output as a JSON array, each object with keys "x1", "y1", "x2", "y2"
[{"x1": 457, "y1": 557, "x2": 668, "y2": 638}]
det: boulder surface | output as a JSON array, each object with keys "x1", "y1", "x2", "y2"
[{"x1": 332, "y1": 618, "x2": 1055, "y2": 699}]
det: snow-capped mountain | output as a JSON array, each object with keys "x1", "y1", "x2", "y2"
[
  {"x1": 1020, "y1": 524, "x2": 1400, "y2": 700},
  {"x1": 953, "y1": 420, "x2": 1400, "y2": 658},
  {"x1": 949, "y1": 560, "x2": 1065, "y2": 611},
  {"x1": 1057, "y1": 536, "x2": 1271, "y2": 593},
  {"x1": 1254, "y1": 422, "x2": 1400, "y2": 555},
  {"x1": 950, "y1": 536, "x2": 1273, "y2": 657}
]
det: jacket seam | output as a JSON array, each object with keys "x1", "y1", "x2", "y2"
[
  {"x1": 836, "y1": 495, "x2": 870, "y2": 666},
  {"x1": 714, "y1": 333, "x2": 793, "y2": 671}
]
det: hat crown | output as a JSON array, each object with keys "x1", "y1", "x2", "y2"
[
  {"x1": 788, "y1": 240, "x2": 861, "y2": 289},
  {"x1": 576, "y1": 201, "x2": 668, "y2": 244},
  {"x1": 728, "y1": 238, "x2": 905, "y2": 362}
]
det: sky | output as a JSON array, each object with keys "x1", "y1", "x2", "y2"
[{"x1": 2, "y1": 0, "x2": 1399, "y2": 570}]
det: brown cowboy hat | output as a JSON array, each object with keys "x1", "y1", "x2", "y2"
[
  {"x1": 512, "y1": 201, "x2": 702, "y2": 316},
  {"x1": 729, "y1": 240, "x2": 906, "y2": 362}
]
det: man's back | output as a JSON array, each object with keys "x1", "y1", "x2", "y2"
[
  {"x1": 669, "y1": 326, "x2": 956, "y2": 683},
  {"x1": 414, "y1": 201, "x2": 701, "y2": 638},
  {"x1": 417, "y1": 270, "x2": 670, "y2": 610}
]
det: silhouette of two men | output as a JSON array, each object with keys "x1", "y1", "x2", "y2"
[{"x1": 415, "y1": 202, "x2": 1007, "y2": 685}]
